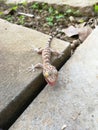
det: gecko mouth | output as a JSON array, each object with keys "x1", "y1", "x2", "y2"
[{"x1": 45, "y1": 79, "x2": 57, "y2": 86}]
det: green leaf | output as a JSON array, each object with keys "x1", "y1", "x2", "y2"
[
  {"x1": 55, "y1": 14, "x2": 64, "y2": 19},
  {"x1": 42, "y1": 3, "x2": 48, "y2": 10},
  {"x1": 66, "y1": 9, "x2": 73, "y2": 14},
  {"x1": 73, "y1": 10, "x2": 80, "y2": 15},
  {"x1": 11, "y1": 6, "x2": 18, "y2": 11},
  {"x1": 94, "y1": 4, "x2": 98, "y2": 12},
  {"x1": 54, "y1": 10, "x2": 59, "y2": 14},
  {"x1": 0, "y1": 11, "x2": 3, "y2": 15},
  {"x1": 47, "y1": 21, "x2": 53, "y2": 26},
  {"x1": 18, "y1": 15, "x2": 25, "y2": 25},
  {"x1": 5, "y1": 15, "x2": 13, "y2": 22},
  {"x1": 46, "y1": 16, "x2": 54, "y2": 22},
  {"x1": 78, "y1": 19, "x2": 84, "y2": 23},
  {"x1": 48, "y1": 6, "x2": 54, "y2": 14},
  {"x1": 31, "y1": 2, "x2": 39, "y2": 9},
  {"x1": 22, "y1": 1, "x2": 27, "y2": 6}
]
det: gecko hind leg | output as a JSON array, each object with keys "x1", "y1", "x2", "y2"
[{"x1": 50, "y1": 49, "x2": 64, "y2": 58}]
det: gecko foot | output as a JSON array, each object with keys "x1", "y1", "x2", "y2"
[
  {"x1": 33, "y1": 47, "x2": 43, "y2": 54},
  {"x1": 28, "y1": 64, "x2": 36, "y2": 72},
  {"x1": 33, "y1": 48, "x2": 40, "y2": 52}
]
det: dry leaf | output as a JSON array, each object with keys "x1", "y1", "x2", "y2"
[
  {"x1": 3, "y1": 8, "x2": 12, "y2": 15},
  {"x1": 62, "y1": 25, "x2": 78, "y2": 37}
]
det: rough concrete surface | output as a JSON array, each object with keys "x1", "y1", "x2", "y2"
[
  {"x1": 7, "y1": 0, "x2": 98, "y2": 7},
  {"x1": 0, "y1": 19, "x2": 70, "y2": 128},
  {"x1": 10, "y1": 27, "x2": 98, "y2": 130}
]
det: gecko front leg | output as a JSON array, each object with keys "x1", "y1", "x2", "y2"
[
  {"x1": 33, "y1": 47, "x2": 43, "y2": 54},
  {"x1": 28, "y1": 63, "x2": 43, "y2": 72}
]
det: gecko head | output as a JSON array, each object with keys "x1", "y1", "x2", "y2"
[{"x1": 43, "y1": 66, "x2": 58, "y2": 86}]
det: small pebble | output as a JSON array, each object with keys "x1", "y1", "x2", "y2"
[
  {"x1": 36, "y1": 16, "x2": 41, "y2": 20},
  {"x1": 56, "y1": 33, "x2": 61, "y2": 38},
  {"x1": 71, "y1": 43, "x2": 75, "y2": 49},
  {"x1": 61, "y1": 124, "x2": 67, "y2": 130},
  {"x1": 24, "y1": 22, "x2": 33, "y2": 27},
  {"x1": 72, "y1": 39, "x2": 80, "y2": 46},
  {"x1": 69, "y1": 16, "x2": 75, "y2": 22}
]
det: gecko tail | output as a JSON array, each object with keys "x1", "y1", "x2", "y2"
[
  {"x1": 46, "y1": 34, "x2": 54, "y2": 48},
  {"x1": 46, "y1": 30, "x2": 59, "y2": 48}
]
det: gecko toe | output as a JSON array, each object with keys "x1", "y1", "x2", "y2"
[{"x1": 28, "y1": 64, "x2": 35, "y2": 72}]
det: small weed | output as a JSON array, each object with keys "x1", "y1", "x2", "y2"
[
  {"x1": 46, "y1": 16, "x2": 54, "y2": 22},
  {"x1": 47, "y1": 21, "x2": 54, "y2": 26},
  {"x1": 46, "y1": 16, "x2": 54, "y2": 26},
  {"x1": 18, "y1": 15, "x2": 25, "y2": 25},
  {"x1": 22, "y1": 1, "x2": 28, "y2": 6},
  {"x1": 73, "y1": 10, "x2": 80, "y2": 16},
  {"x1": 55, "y1": 14, "x2": 64, "y2": 20},
  {"x1": 11, "y1": 5, "x2": 18, "y2": 11},
  {"x1": 65, "y1": 8, "x2": 80, "y2": 16},
  {"x1": 45, "y1": 6, "x2": 65, "y2": 26},
  {"x1": 30, "y1": 2, "x2": 39, "y2": 9},
  {"x1": 94, "y1": 4, "x2": 98, "y2": 12},
  {"x1": 54, "y1": 10, "x2": 59, "y2": 15},
  {"x1": 0, "y1": 11, "x2": 3, "y2": 16},
  {"x1": 78, "y1": 19, "x2": 85, "y2": 23},
  {"x1": 66, "y1": 8, "x2": 73, "y2": 14},
  {"x1": 41, "y1": 3, "x2": 48, "y2": 10},
  {"x1": 48, "y1": 6, "x2": 54, "y2": 14},
  {"x1": 5, "y1": 15, "x2": 13, "y2": 22}
]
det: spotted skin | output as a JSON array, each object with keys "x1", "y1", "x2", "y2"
[{"x1": 31, "y1": 35, "x2": 63, "y2": 86}]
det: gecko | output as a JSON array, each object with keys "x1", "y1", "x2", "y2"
[{"x1": 29, "y1": 34, "x2": 63, "y2": 86}]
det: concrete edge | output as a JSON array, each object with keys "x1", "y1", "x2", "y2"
[{"x1": 0, "y1": 19, "x2": 71, "y2": 129}]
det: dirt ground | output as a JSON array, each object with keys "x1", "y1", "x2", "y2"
[{"x1": 0, "y1": 1, "x2": 98, "y2": 52}]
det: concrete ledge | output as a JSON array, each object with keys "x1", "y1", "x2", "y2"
[
  {"x1": 6, "y1": 0, "x2": 98, "y2": 7},
  {"x1": 0, "y1": 19, "x2": 70, "y2": 129},
  {"x1": 9, "y1": 27, "x2": 98, "y2": 130}
]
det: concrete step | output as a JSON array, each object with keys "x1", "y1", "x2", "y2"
[
  {"x1": 6, "y1": 0, "x2": 98, "y2": 7},
  {"x1": 0, "y1": 19, "x2": 70, "y2": 129},
  {"x1": 9, "y1": 27, "x2": 98, "y2": 130}
]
